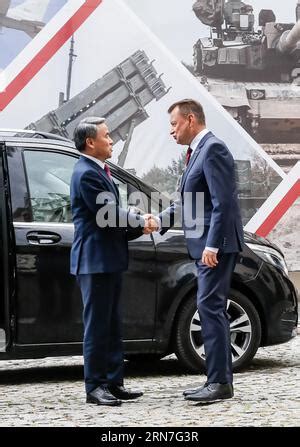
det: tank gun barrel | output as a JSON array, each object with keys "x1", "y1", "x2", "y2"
[{"x1": 277, "y1": 20, "x2": 300, "y2": 53}]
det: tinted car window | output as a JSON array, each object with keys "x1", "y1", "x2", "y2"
[
  {"x1": 112, "y1": 174, "x2": 148, "y2": 214},
  {"x1": 23, "y1": 151, "x2": 77, "y2": 223}
]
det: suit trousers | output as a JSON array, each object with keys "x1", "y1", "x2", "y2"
[
  {"x1": 77, "y1": 272, "x2": 124, "y2": 394},
  {"x1": 196, "y1": 252, "x2": 238, "y2": 384}
]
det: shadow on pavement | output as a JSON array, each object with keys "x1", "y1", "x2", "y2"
[
  {"x1": 0, "y1": 355, "x2": 293, "y2": 385},
  {"x1": 0, "y1": 365, "x2": 84, "y2": 385},
  {"x1": 0, "y1": 357, "x2": 187, "y2": 385}
]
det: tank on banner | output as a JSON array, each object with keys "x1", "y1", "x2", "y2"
[{"x1": 192, "y1": 0, "x2": 300, "y2": 144}]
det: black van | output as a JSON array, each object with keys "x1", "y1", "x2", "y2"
[{"x1": 0, "y1": 130, "x2": 298, "y2": 372}]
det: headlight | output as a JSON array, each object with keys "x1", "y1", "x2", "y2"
[{"x1": 246, "y1": 243, "x2": 289, "y2": 276}]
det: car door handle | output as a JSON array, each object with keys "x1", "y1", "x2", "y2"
[{"x1": 26, "y1": 231, "x2": 61, "y2": 245}]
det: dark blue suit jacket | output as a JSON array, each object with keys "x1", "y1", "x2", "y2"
[
  {"x1": 160, "y1": 132, "x2": 244, "y2": 259},
  {"x1": 70, "y1": 156, "x2": 144, "y2": 275}
]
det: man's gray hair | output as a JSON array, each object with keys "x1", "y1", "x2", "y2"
[{"x1": 73, "y1": 116, "x2": 105, "y2": 152}]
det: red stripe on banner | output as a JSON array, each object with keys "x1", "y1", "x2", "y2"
[
  {"x1": 256, "y1": 179, "x2": 300, "y2": 237},
  {"x1": 0, "y1": 0, "x2": 103, "y2": 111}
]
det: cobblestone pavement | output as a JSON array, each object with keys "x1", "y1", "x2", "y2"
[{"x1": 0, "y1": 335, "x2": 299, "y2": 427}]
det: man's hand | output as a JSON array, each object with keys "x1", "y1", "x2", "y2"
[
  {"x1": 143, "y1": 214, "x2": 159, "y2": 234},
  {"x1": 201, "y1": 249, "x2": 218, "y2": 268}
]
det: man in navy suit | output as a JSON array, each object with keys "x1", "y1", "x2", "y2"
[
  {"x1": 153, "y1": 99, "x2": 244, "y2": 402},
  {"x1": 70, "y1": 117, "x2": 152, "y2": 406}
]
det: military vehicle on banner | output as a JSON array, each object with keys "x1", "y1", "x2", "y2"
[
  {"x1": 27, "y1": 49, "x2": 169, "y2": 168},
  {"x1": 192, "y1": 0, "x2": 300, "y2": 144}
]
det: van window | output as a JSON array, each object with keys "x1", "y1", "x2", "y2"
[
  {"x1": 112, "y1": 174, "x2": 148, "y2": 214},
  {"x1": 23, "y1": 151, "x2": 77, "y2": 223}
]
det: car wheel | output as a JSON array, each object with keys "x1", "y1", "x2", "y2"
[{"x1": 174, "y1": 290, "x2": 262, "y2": 373}]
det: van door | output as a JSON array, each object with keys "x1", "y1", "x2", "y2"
[
  {"x1": 0, "y1": 144, "x2": 13, "y2": 352},
  {"x1": 111, "y1": 172, "x2": 157, "y2": 340},
  {"x1": 8, "y1": 144, "x2": 157, "y2": 348},
  {"x1": 7, "y1": 145, "x2": 83, "y2": 345}
]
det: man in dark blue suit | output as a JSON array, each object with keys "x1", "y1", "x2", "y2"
[
  {"x1": 70, "y1": 117, "x2": 150, "y2": 406},
  {"x1": 155, "y1": 99, "x2": 244, "y2": 403}
]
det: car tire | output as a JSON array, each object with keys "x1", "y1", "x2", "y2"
[{"x1": 174, "y1": 290, "x2": 262, "y2": 373}]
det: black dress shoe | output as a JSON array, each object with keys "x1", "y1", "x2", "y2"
[
  {"x1": 182, "y1": 383, "x2": 208, "y2": 397},
  {"x1": 108, "y1": 384, "x2": 143, "y2": 400},
  {"x1": 86, "y1": 386, "x2": 122, "y2": 406},
  {"x1": 184, "y1": 383, "x2": 233, "y2": 402}
]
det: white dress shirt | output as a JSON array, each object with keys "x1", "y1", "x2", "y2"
[
  {"x1": 189, "y1": 128, "x2": 210, "y2": 154},
  {"x1": 81, "y1": 153, "x2": 105, "y2": 170}
]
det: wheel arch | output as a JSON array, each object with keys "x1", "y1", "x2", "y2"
[
  {"x1": 153, "y1": 281, "x2": 197, "y2": 355},
  {"x1": 167, "y1": 279, "x2": 268, "y2": 354},
  {"x1": 168, "y1": 287, "x2": 198, "y2": 353},
  {"x1": 230, "y1": 279, "x2": 267, "y2": 346}
]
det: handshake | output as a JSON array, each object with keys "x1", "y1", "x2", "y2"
[{"x1": 143, "y1": 214, "x2": 160, "y2": 235}]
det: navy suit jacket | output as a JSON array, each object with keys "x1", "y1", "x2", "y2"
[
  {"x1": 160, "y1": 132, "x2": 244, "y2": 259},
  {"x1": 70, "y1": 156, "x2": 144, "y2": 275}
]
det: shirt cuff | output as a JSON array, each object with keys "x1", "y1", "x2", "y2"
[
  {"x1": 205, "y1": 246, "x2": 219, "y2": 254},
  {"x1": 154, "y1": 216, "x2": 162, "y2": 231}
]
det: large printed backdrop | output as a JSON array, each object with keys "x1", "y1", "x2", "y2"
[{"x1": 0, "y1": 0, "x2": 299, "y2": 269}]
